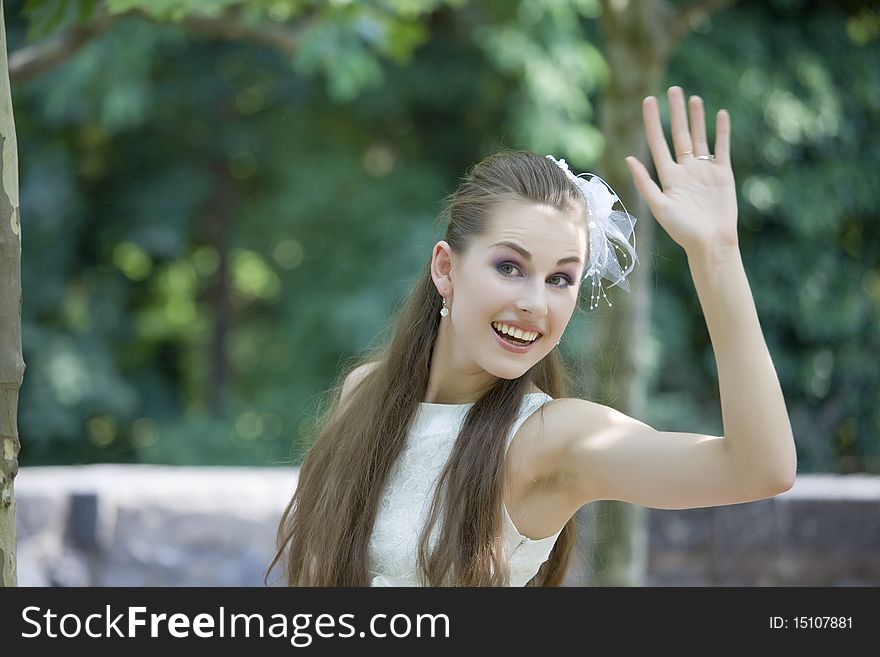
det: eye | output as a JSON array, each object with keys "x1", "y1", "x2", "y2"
[
  {"x1": 497, "y1": 262, "x2": 521, "y2": 277},
  {"x1": 549, "y1": 274, "x2": 574, "y2": 288},
  {"x1": 497, "y1": 262, "x2": 573, "y2": 288}
]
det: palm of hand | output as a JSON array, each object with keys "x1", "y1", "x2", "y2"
[{"x1": 625, "y1": 87, "x2": 739, "y2": 255}]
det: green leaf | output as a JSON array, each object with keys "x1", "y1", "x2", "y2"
[{"x1": 22, "y1": 0, "x2": 89, "y2": 40}]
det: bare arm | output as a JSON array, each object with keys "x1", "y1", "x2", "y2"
[
  {"x1": 687, "y1": 243, "x2": 797, "y2": 496},
  {"x1": 556, "y1": 87, "x2": 796, "y2": 511}
]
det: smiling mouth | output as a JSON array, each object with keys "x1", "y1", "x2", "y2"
[{"x1": 491, "y1": 323, "x2": 540, "y2": 346}]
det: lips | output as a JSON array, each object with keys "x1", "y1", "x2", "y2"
[
  {"x1": 491, "y1": 321, "x2": 542, "y2": 341},
  {"x1": 491, "y1": 323, "x2": 540, "y2": 353}
]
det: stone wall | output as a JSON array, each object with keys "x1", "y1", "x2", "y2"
[
  {"x1": 644, "y1": 475, "x2": 880, "y2": 586},
  {"x1": 12, "y1": 465, "x2": 880, "y2": 586}
]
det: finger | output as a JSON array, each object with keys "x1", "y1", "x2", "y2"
[
  {"x1": 625, "y1": 155, "x2": 665, "y2": 211},
  {"x1": 689, "y1": 95, "x2": 710, "y2": 157},
  {"x1": 668, "y1": 86, "x2": 694, "y2": 161},
  {"x1": 715, "y1": 109, "x2": 731, "y2": 164},
  {"x1": 642, "y1": 96, "x2": 673, "y2": 186}
]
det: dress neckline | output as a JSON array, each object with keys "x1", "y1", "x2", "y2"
[{"x1": 419, "y1": 391, "x2": 547, "y2": 408}]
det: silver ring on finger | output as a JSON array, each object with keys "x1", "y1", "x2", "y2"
[{"x1": 695, "y1": 154, "x2": 716, "y2": 161}]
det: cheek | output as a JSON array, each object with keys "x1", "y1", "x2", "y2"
[
  {"x1": 451, "y1": 294, "x2": 492, "y2": 329},
  {"x1": 551, "y1": 297, "x2": 577, "y2": 326},
  {"x1": 467, "y1": 278, "x2": 504, "y2": 304}
]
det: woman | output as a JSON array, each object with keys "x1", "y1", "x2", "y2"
[{"x1": 266, "y1": 86, "x2": 797, "y2": 586}]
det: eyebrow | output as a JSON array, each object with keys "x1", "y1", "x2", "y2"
[{"x1": 490, "y1": 241, "x2": 582, "y2": 266}]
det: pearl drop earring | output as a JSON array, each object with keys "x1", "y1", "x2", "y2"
[{"x1": 440, "y1": 296, "x2": 449, "y2": 317}]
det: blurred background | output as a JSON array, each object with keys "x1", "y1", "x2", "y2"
[{"x1": 5, "y1": 0, "x2": 879, "y2": 585}]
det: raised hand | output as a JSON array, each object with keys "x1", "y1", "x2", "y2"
[{"x1": 625, "y1": 86, "x2": 739, "y2": 257}]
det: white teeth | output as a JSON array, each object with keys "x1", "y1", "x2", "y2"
[{"x1": 491, "y1": 322, "x2": 539, "y2": 342}]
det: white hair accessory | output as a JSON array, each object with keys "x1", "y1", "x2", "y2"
[{"x1": 545, "y1": 155, "x2": 638, "y2": 310}]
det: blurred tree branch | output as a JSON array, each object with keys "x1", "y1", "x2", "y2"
[
  {"x1": 586, "y1": 0, "x2": 738, "y2": 588},
  {"x1": 140, "y1": 7, "x2": 318, "y2": 56},
  {"x1": 9, "y1": 10, "x2": 117, "y2": 84},
  {"x1": 8, "y1": 4, "x2": 321, "y2": 86}
]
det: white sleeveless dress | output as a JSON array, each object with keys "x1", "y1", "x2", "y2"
[{"x1": 368, "y1": 391, "x2": 562, "y2": 586}]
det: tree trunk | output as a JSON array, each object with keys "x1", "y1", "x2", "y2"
[
  {"x1": 0, "y1": 0, "x2": 24, "y2": 588},
  {"x1": 573, "y1": 0, "x2": 734, "y2": 587},
  {"x1": 204, "y1": 160, "x2": 234, "y2": 417},
  {"x1": 575, "y1": 0, "x2": 671, "y2": 587}
]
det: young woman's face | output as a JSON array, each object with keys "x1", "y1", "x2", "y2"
[{"x1": 439, "y1": 198, "x2": 587, "y2": 381}]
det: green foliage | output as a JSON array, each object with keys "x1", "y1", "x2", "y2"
[
  {"x1": 21, "y1": 0, "x2": 97, "y2": 39},
  {"x1": 653, "y1": 0, "x2": 880, "y2": 472},
  {"x1": 38, "y1": 18, "x2": 181, "y2": 132},
  {"x1": 292, "y1": 20, "x2": 387, "y2": 101},
  {"x1": 7, "y1": 0, "x2": 879, "y2": 473},
  {"x1": 10, "y1": 0, "x2": 510, "y2": 467},
  {"x1": 476, "y1": 2, "x2": 606, "y2": 162},
  {"x1": 105, "y1": 0, "x2": 241, "y2": 21}
]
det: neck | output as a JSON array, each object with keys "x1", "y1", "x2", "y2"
[{"x1": 424, "y1": 320, "x2": 498, "y2": 404}]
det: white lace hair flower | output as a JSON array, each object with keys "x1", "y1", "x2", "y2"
[{"x1": 545, "y1": 154, "x2": 638, "y2": 309}]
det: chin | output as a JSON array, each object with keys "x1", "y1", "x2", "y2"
[{"x1": 483, "y1": 361, "x2": 534, "y2": 381}]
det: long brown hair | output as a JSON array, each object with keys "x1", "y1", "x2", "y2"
[{"x1": 266, "y1": 150, "x2": 589, "y2": 586}]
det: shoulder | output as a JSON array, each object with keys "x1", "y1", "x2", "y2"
[
  {"x1": 544, "y1": 397, "x2": 647, "y2": 436},
  {"x1": 340, "y1": 360, "x2": 382, "y2": 403},
  {"x1": 507, "y1": 394, "x2": 614, "y2": 453},
  {"x1": 524, "y1": 397, "x2": 647, "y2": 445},
  {"x1": 521, "y1": 396, "x2": 652, "y2": 496},
  {"x1": 506, "y1": 396, "x2": 612, "y2": 487},
  {"x1": 520, "y1": 396, "x2": 616, "y2": 453},
  {"x1": 503, "y1": 396, "x2": 619, "y2": 538}
]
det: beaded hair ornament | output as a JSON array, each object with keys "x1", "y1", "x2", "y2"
[{"x1": 545, "y1": 155, "x2": 638, "y2": 310}]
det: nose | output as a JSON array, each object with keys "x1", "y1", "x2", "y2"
[{"x1": 516, "y1": 280, "x2": 548, "y2": 316}]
